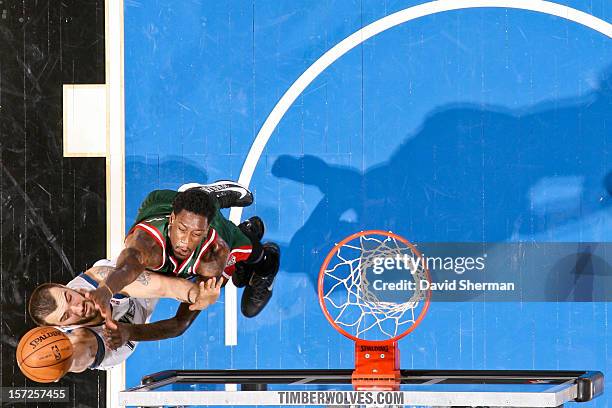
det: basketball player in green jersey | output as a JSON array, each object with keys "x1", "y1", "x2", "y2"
[{"x1": 87, "y1": 181, "x2": 280, "y2": 319}]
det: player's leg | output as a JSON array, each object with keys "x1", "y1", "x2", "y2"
[
  {"x1": 232, "y1": 216, "x2": 280, "y2": 318},
  {"x1": 178, "y1": 180, "x2": 253, "y2": 208},
  {"x1": 212, "y1": 211, "x2": 280, "y2": 318},
  {"x1": 232, "y1": 218, "x2": 263, "y2": 287},
  {"x1": 239, "y1": 242, "x2": 280, "y2": 318},
  {"x1": 232, "y1": 216, "x2": 265, "y2": 287}
]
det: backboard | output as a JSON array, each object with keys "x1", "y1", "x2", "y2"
[{"x1": 119, "y1": 369, "x2": 603, "y2": 407}]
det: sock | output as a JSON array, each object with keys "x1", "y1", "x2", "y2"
[{"x1": 239, "y1": 221, "x2": 264, "y2": 264}]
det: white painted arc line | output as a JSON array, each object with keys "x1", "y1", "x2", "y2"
[
  {"x1": 225, "y1": 0, "x2": 612, "y2": 346},
  {"x1": 229, "y1": 0, "x2": 612, "y2": 225},
  {"x1": 233, "y1": 0, "x2": 612, "y2": 208}
]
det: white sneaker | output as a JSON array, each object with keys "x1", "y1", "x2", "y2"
[{"x1": 178, "y1": 180, "x2": 253, "y2": 208}]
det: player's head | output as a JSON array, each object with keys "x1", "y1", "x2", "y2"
[
  {"x1": 169, "y1": 189, "x2": 217, "y2": 259},
  {"x1": 29, "y1": 283, "x2": 103, "y2": 327}
]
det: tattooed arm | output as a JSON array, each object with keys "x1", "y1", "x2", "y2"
[
  {"x1": 101, "y1": 278, "x2": 223, "y2": 348},
  {"x1": 85, "y1": 229, "x2": 163, "y2": 316},
  {"x1": 84, "y1": 265, "x2": 197, "y2": 303}
]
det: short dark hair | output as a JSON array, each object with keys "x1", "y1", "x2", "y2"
[
  {"x1": 28, "y1": 283, "x2": 62, "y2": 325},
  {"x1": 172, "y1": 189, "x2": 217, "y2": 221}
]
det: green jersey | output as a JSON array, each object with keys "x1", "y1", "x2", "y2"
[{"x1": 129, "y1": 190, "x2": 252, "y2": 278}]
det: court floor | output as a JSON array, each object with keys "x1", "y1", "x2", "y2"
[{"x1": 123, "y1": 1, "x2": 612, "y2": 406}]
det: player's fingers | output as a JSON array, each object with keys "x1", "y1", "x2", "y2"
[
  {"x1": 77, "y1": 288, "x2": 90, "y2": 297},
  {"x1": 93, "y1": 298, "x2": 105, "y2": 311},
  {"x1": 105, "y1": 317, "x2": 118, "y2": 330},
  {"x1": 104, "y1": 332, "x2": 118, "y2": 348},
  {"x1": 103, "y1": 304, "x2": 112, "y2": 318},
  {"x1": 102, "y1": 335, "x2": 112, "y2": 349},
  {"x1": 215, "y1": 277, "x2": 223, "y2": 288},
  {"x1": 112, "y1": 335, "x2": 121, "y2": 348},
  {"x1": 103, "y1": 337, "x2": 116, "y2": 350}
]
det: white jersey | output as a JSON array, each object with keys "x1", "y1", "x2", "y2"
[{"x1": 62, "y1": 259, "x2": 157, "y2": 370}]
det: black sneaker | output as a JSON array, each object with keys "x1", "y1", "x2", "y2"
[
  {"x1": 233, "y1": 217, "x2": 266, "y2": 288},
  {"x1": 238, "y1": 216, "x2": 265, "y2": 241},
  {"x1": 241, "y1": 243, "x2": 280, "y2": 318},
  {"x1": 232, "y1": 263, "x2": 253, "y2": 288},
  {"x1": 178, "y1": 180, "x2": 253, "y2": 208}
]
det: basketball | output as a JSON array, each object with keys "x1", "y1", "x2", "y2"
[{"x1": 16, "y1": 326, "x2": 73, "y2": 383}]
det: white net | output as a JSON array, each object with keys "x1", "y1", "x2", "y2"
[{"x1": 321, "y1": 232, "x2": 429, "y2": 341}]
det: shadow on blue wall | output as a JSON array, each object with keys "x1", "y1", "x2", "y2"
[
  {"x1": 272, "y1": 67, "x2": 612, "y2": 294},
  {"x1": 546, "y1": 243, "x2": 612, "y2": 301}
]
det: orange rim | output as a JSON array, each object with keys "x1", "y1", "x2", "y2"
[{"x1": 318, "y1": 230, "x2": 431, "y2": 344}]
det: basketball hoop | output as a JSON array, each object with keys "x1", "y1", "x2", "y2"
[{"x1": 318, "y1": 230, "x2": 431, "y2": 390}]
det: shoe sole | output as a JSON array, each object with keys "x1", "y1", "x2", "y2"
[{"x1": 178, "y1": 180, "x2": 250, "y2": 198}]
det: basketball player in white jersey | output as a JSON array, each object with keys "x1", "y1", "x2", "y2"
[
  {"x1": 27, "y1": 259, "x2": 219, "y2": 372},
  {"x1": 25, "y1": 180, "x2": 256, "y2": 374}
]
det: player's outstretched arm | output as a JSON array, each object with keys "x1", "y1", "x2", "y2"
[
  {"x1": 86, "y1": 229, "x2": 162, "y2": 316},
  {"x1": 103, "y1": 303, "x2": 201, "y2": 349},
  {"x1": 102, "y1": 279, "x2": 222, "y2": 349},
  {"x1": 123, "y1": 270, "x2": 198, "y2": 302},
  {"x1": 86, "y1": 266, "x2": 197, "y2": 303},
  {"x1": 66, "y1": 329, "x2": 99, "y2": 373}
]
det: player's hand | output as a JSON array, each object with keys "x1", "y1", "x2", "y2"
[
  {"x1": 102, "y1": 317, "x2": 130, "y2": 350},
  {"x1": 190, "y1": 278, "x2": 223, "y2": 311},
  {"x1": 84, "y1": 286, "x2": 113, "y2": 318}
]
